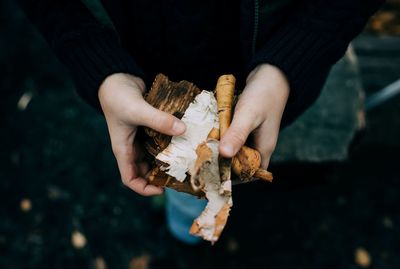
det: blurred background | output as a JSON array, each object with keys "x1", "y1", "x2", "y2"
[{"x1": 1, "y1": 0, "x2": 399, "y2": 268}]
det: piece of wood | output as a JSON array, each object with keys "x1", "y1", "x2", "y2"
[
  {"x1": 147, "y1": 166, "x2": 204, "y2": 197},
  {"x1": 144, "y1": 74, "x2": 273, "y2": 197},
  {"x1": 231, "y1": 146, "x2": 273, "y2": 182},
  {"x1": 207, "y1": 127, "x2": 220, "y2": 140},
  {"x1": 144, "y1": 74, "x2": 204, "y2": 196},
  {"x1": 232, "y1": 146, "x2": 260, "y2": 181},
  {"x1": 144, "y1": 74, "x2": 201, "y2": 155},
  {"x1": 254, "y1": 168, "x2": 273, "y2": 182},
  {"x1": 215, "y1": 75, "x2": 235, "y2": 136},
  {"x1": 215, "y1": 75, "x2": 236, "y2": 195},
  {"x1": 189, "y1": 140, "x2": 232, "y2": 243},
  {"x1": 144, "y1": 73, "x2": 272, "y2": 243},
  {"x1": 214, "y1": 74, "x2": 273, "y2": 184}
]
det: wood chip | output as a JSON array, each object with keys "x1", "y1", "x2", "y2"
[
  {"x1": 20, "y1": 198, "x2": 32, "y2": 212},
  {"x1": 17, "y1": 91, "x2": 34, "y2": 111},
  {"x1": 189, "y1": 140, "x2": 232, "y2": 243},
  {"x1": 129, "y1": 254, "x2": 151, "y2": 269},
  {"x1": 71, "y1": 230, "x2": 87, "y2": 249},
  {"x1": 93, "y1": 257, "x2": 107, "y2": 269},
  {"x1": 355, "y1": 247, "x2": 371, "y2": 268}
]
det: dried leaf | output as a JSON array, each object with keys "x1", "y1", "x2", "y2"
[
  {"x1": 71, "y1": 230, "x2": 87, "y2": 249},
  {"x1": 129, "y1": 254, "x2": 151, "y2": 269},
  {"x1": 355, "y1": 247, "x2": 371, "y2": 268},
  {"x1": 92, "y1": 257, "x2": 107, "y2": 269},
  {"x1": 20, "y1": 198, "x2": 32, "y2": 212}
]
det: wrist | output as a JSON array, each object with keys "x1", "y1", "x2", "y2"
[
  {"x1": 99, "y1": 72, "x2": 145, "y2": 95},
  {"x1": 98, "y1": 73, "x2": 146, "y2": 119},
  {"x1": 246, "y1": 64, "x2": 290, "y2": 99},
  {"x1": 99, "y1": 73, "x2": 145, "y2": 104},
  {"x1": 243, "y1": 64, "x2": 289, "y2": 126}
]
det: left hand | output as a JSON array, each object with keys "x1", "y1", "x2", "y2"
[{"x1": 219, "y1": 64, "x2": 289, "y2": 169}]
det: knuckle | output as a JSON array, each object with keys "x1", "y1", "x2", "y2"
[
  {"x1": 111, "y1": 144, "x2": 123, "y2": 157},
  {"x1": 148, "y1": 113, "x2": 163, "y2": 127},
  {"x1": 230, "y1": 130, "x2": 248, "y2": 146},
  {"x1": 235, "y1": 108, "x2": 264, "y2": 131},
  {"x1": 141, "y1": 192, "x2": 152, "y2": 197},
  {"x1": 150, "y1": 112, "x2": 174, "y2": 131},
  {"x1": 248, "y1": 109, "x2": 265, "y2": 128},
  {"x1": 120, "y1": 177, "x2": 129, "y2": 187}
]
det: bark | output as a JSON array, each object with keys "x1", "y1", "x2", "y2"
[
  {"x1": 189, "y1": 140, "x2": 232, "y2": 243},
  {"x1": 144, "y1": 74, "x2": 201, "y2": 155},
  {"x1": 144, "y1": 74, "x2": 205, "y2": 196},
  {"x1": 215, "y1": 75, "x2": 235, "y2": 196},
  {"x1": 144, "y1": 73, "x2": 273, "y2": 195}
]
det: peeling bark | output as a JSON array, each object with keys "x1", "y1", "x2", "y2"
[
  {"x1": 215, "y1": 75, "x2": 235, "y2": 196},
  {"x1": 147, "y1": 166, "x2": 204, "y2": 197},
  {"x1": 144, "y1": 74, "x2": 273, "y2": 190},
  {"x1": 144, "y1": 74, "x2": 201, "y2": 154},
  {"x1": 143, "y1": 73, "x2": 273, "y2": 243},
  {"x1": 232, "y1": 146, "x2": 273, "y2": 182},
  {"x1": 189, "y1": 140, "x2": 232, "y2": 243},
  {"x1": 155, "y1": 90, "x2": 219, "y2": 182}
]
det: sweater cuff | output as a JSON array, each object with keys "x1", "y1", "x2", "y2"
[
  {"x1": 54, "y1": 26, "x2": 145, "y2": 111},
  {"x1": 249, "y1": 22, "x2": 348, "y2": 100}
]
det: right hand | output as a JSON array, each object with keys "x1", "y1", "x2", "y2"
[{"x1": 98, "y1": 73, "x2": 186, "y2": 196}]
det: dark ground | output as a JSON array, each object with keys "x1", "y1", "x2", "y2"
[{"x1": 1, "y1": 1, "x2": 400, "y2": 268}]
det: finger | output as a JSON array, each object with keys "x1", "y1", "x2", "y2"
[
  {"x1": 253, "y1": 123, "x2": 278, "y2": 169},
  {"x1": 110, "y1": 130, "x2": 150, "y2": 194},
  {"x1": 111, "y1": 128, "x2": 139, "y2": 179},
  {"x1": 137, "y1": 162, "x2": 150, "y2": 177},
  {"x1": 124, "y1": 177, "x2": 164, "y2": 196},
  {"x1": 219, "y1": 106, "x2": 262, "y2": 158},
  {"x1": 132, "y1": 142, "x2": 146, "y2": 163},
  {"x1": 260, "y1": 153, "x2": 272, "y2": 170},
  {"x1": 113, "y1": 140, "x2": 163, "y2": 196},
  {"x1": 133, "y1": 102, "x2": 186, "y2": 136},
  {"x1": 113, "y1": 145, "x2": 139, "y2": 185}
]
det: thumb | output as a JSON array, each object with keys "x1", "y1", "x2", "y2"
[
  {"x1": 135, "y1": 101, "x2": 186, "y2": 136},
  {"x1": 219, "y1": 108, "x2": 261, "y2": 158}
]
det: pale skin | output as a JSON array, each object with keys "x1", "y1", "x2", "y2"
[{"x1": 98, "y1": 64, "x2": 289, "y2": 196}]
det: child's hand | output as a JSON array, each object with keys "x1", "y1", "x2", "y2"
[
  {"x1": 98, "y1": 73, "x2": 186, "y2": 196},
  {"x1": 219, "y1": 64, "x2": 289, "y2": 169}
]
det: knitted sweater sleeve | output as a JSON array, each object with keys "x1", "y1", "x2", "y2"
[
  {"x1": 249, "y1": 0, "x2": 384, "y2": 126},
  {"x1": 17, "y1": 0, "x2": 145, "y2": 111}
]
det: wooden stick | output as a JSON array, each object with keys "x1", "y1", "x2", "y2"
[
  {"x1": 254, "y1": 168, "x2": 273, "y2": 182},
  {"x1": 215, "y1": 75, "x2": 236, "y2": 194},
  {"x1": 215, "y1": 75, "x2": 236, "y2": 137},
  {"x1": 207, "y1": 127, "x2": 220, "y2": 140}
]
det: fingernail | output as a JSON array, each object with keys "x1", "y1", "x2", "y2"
[
  {"x1": 221, "y1": 143, "x2": 234, "y2": 156},
  {"x1": 172, "y1": 121, "x2": 186, "y2": 134}
]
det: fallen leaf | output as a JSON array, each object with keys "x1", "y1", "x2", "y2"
[
  {"x1": 355, "y1": 247, "x2": 371, "y2": 268},
  {"x1": 93, "y1": 257, "x2": 107, "y2": 269},
  {"x1": 129, "y1": 254, "x2": 151, "y2": 269},
  {"x1": 20, "y1": 198, "x2": 32, "y2": 212},
  {"x1": 71, "y1": 230, "x2": 87, "y2": 249},
  {"x1": 17, "y1": 91, "x2": 34, "y2": 111}
]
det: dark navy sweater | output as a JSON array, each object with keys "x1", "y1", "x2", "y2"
[{"x1": 17, "y1": 0, "x2": 383, "y2": 126}]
